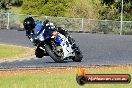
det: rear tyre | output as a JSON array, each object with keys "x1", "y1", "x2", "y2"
[
  {"x1": 45, "y1": 45, "x2": 64, "y2": 63},
  {"x1": 72, "y1": 48, "x2": 83, "y2": 62},
  {"x1": 35, "y1": 48, "x2": 44, "y2": 58}
]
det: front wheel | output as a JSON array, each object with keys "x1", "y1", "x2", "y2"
[{"x1": 45, "y1": 45, "x2": 64, "y2": 63}]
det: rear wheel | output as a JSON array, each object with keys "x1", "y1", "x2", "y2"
[
  {"x1": 72, "y1": 48, "x2": 83, "y2": 62},
  {"x1": 45, "y1": 44, "x2": 64, "y2": 63}
]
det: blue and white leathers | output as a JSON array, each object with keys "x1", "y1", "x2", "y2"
[
  {"x1": 26, "y1": 21, "x2": 56, "y2": 43},
  {"x1": 34, "y1": 21, "x2": 44, "y2": 41},
  {"x1": 26, "y1": 21, "x2": 45, "y2": 42}
]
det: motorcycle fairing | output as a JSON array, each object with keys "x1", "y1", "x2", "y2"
[{"x1": 56, "y1": 33, "x2": 75, "y2": 59}]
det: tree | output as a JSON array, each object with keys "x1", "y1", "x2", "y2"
[
  {"x1": 98, "y1": 0, "x2": 132, "y2": 21},
  {"x1": 66, "y1": 0, "x2": 102, "y2": 19},
  {"x1": 10, "y1": 0, "x2": 23, "y2": 6},
  {"x1": 0, "y1": 0, "x2": 9, "y2": 10},
  {"x1": 22, "y1": 0, "x2": 69, "y2": 17},
  {"x1": 0, "y1": 0, "x2": 23, "y2": 10},
  {"x1": 102, "y1": 0, "x2": 115, "y2": 5}
]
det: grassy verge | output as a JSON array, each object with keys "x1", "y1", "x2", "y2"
[
  {"x1": 0, "y1": 44, "x2": 34, "y2": 60},
  {"x1": 0, "y1": 66, "x2": 131, "y2": 88}
]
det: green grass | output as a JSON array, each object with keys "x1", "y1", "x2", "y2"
[
  {"x1": 0, "y1": 68, "x2": 131, "y2": 88},
  {"x1": 0, "y1": 44, "x2": 34, "y2": 60}
]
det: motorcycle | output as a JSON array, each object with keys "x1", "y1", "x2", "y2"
[{"x1": 34, "y1": 23, "x2": 83, "y2": 63}]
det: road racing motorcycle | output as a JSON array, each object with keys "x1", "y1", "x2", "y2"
[{"x1": 33, "y1": 23, "x2": 83, "y2": 63}]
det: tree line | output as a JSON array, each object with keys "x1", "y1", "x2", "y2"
[{"x1": 0, "y1": 0, "x2": 131, "y2": 21}]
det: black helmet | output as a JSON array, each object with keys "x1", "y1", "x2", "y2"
[
  {"x1": 43, "y1": 19, "x2": 49, "y2": 27},
  {"x1": 23, "y1": 17, "x2": 35, "y2": 30}
]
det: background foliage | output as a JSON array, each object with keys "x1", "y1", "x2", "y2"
[
  {"x1": 22, "y1": 0, "x2": 69, "y2": 16},
  {"x1": 0, "y1": 0, "x2": 131, "y2": 21},
  {"x1": 99, "y1": 0, "x2": 132, "y2": 21}
]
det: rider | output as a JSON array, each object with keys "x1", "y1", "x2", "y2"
[
  {"x1": 23, "y1": 17, "x2": 76, "y2": 48},
  {"x1": 23, "y1": 17, "x2": 54, "y2": 45}
]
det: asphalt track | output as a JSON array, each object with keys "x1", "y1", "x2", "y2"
[{"x1": 0, "y1": 30, "x2": 132, "y2": 68}]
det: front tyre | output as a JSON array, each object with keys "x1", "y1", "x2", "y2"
[{"x1": 45, "y1": 45, "x2": 64, "y2": 63}]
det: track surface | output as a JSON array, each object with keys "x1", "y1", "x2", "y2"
[{"x1": 0, "y1": 30, "x2": 132, "y2": 68}]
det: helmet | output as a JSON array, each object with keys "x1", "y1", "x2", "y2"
[
  {"x1": 43, "y1": 19, "x2": 49, "y2": 27},
  {"x1": 23, "y1": 17, "x2": 35, "y2": 30}
]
